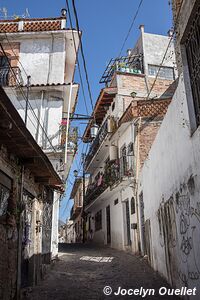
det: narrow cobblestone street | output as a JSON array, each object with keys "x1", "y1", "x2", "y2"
[{"x1": 25, "y1": 244, "x2": 180, "y2": 300}]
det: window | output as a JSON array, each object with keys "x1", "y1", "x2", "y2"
[
  {"x1": 120, "y1": 145, "x2": 127, "y2": 177},
  {"x1": 0, "y1": 171, "x2": 12, "y2": 217},
  {"x1": 0, "y1": 55, "x2": 10, "y2": 86},
  {"x1": 148, "y1": 65, "x2": 174, "y2": 80},
  {"x1": 131, "y1": 197, "x2": 136, "y2": 214},
  {"x1": 185, "y1": 6, "x2": 200, "y2": 126},
  {"x1": 95, "y1": 210, "x2": 102, "y2": 231},
  {"x1": 112, "y1": 102, "x2": 115, "y2": 111},
  {"x1": 114, "y1": 199, "x2": 118, "y2": 205}
]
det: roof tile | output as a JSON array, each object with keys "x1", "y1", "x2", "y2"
[{"x1": 0, "y1": 18, "x2": 63, "y2": 33}]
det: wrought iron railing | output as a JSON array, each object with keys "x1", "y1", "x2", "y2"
[
  {"x1": 85, "y1": 172, "x2": 108, "y2": 206},
  {"x1": 84, "y1": 118, "x2": 109, "y2": 170},
  {"x1": 0, "y1": 66, "x2": 23, "y2": 87},
  {"x1": 119, "y1": 155, "x2": 135, "y2": 178},
  {"x1": 59, "y1": 122, "x2": 78, "y2": 153},
  {"x1": 85, "y1": 155, "x2": 135, "y2": 206},
  {"x1": 100, "y1": 54, "x2": 143, "y2": 85}
]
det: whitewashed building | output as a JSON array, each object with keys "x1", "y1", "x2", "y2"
[
  {"x1": 137, "y1": 0, "x2": 200, "y2": 298},
  {"x1": 0, "y1": 13, "x2": 80, "y2": 258},
  {"x1": 83, "y1": 26, "x2": 176, "y2": 252}
]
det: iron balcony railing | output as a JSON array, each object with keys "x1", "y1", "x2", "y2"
[
  {"x1": 84, "y1": 118, "x2": 109, "y2": 170},
  {"x1": 59, "y1": 124, "x2": 78, "y2": 153},
  {"x1": 100, "y1": 54, "x2": 143, "y2": 85},
  {"x1": 85, "y1": 155, "x2": 135, "y2": 206},
  {"x1": 0, "y1": 66, "x2": 23, "y2": 87},
  {"x1": 85, "y1": 172, "x2": 109, "y2": 206}
]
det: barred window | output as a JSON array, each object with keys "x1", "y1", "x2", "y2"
[{"x1": 185, "y1": 5, "x2": 200, "y2": 126}]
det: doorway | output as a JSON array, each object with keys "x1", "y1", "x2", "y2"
[
  {"x1": 123, "y1": 199, "x2": 131, "y2": 246},
  {"x1": 106, "y1": 205, "x2": 111, "y2": 244}
]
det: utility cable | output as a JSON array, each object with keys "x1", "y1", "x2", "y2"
[
  {"x1": 71, "y1": 0, "x2": 94, "y2": 111},
  {"x1": 146, "y1": 5, "x2": 182, "y2": 99},
  {"x1": 0, "y1": 43, "x2": 58, "y2": 153},
  {"x1": 66, "y1": 0, "x2": 89, "y2": 116},
  {"x1": 118, "y1": 0, "x2": 144, "y2": 57}
]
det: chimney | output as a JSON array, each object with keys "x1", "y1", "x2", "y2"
[
  {"x1": 139, "y1": 24, "x2": 145, "y2": 34},
  {"x1": 127, "y1": 49, "x2": 132, "y2": 56},
  {"x1": 61, "y1": 8, "x2": 67, "y2": 29}
]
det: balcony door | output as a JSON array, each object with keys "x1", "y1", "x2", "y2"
[
  {"x1": 0, "y1": 55, "x2": 10, "y2": 86},
  {"x1": 106, "y1": 205, "x2": 111, "y2": 244},
  {"x1": 123, "y1": 199, "x2": 131, "y2": 246}
]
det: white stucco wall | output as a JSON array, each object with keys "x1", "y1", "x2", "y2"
[
  {"x1": 19, "y1": 35, "x2": 65, "y2": 85},
  {"x1": 138, "y1": 74, "x2": 200, "y2": 298},
  {"x1": 51, "y1": 191, "x2": 60, "y2": 258},
  {"x1": 86, "y1": 123, "x2": 138, "y2": 251}
]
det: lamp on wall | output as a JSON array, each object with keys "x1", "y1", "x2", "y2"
[{"x1": 90, "y1": 123, "x2": 99, "y2": 139}]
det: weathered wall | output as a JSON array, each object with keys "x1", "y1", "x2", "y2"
[
  {"x1": 138, "y1": 75, "x2": 200, "y2": 298},
  {"x1": 51, "y1": 191, "x2": 60, "y2": 258},
  {"x1": 139, "y1": 120, "x2": 161, "y2": 169}
]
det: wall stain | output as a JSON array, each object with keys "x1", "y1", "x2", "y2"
[{"x1": 157, "y1": 174, "x2": 200, "y2": 289}]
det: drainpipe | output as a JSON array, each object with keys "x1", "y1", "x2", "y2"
[
  {"x1": 134, "y1": 117, "x2": 142, "y2": 254},
  {"x1": 36, "y1": 90, "x2": 44, "y2": 143},
  {"x1": 64, "y1": 82, "x2": 73, "y2": 164}
]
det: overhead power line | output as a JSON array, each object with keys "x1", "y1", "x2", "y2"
[
  {"x1": 118, "y1": 0, "x2": 144, "y2": 57},
  {"x1": 146, "y1": 6, "x2": 182, "y2": 99},
  {"x1": 66, "y1": 0, "x2": 89, "y2": 115},
  {"x1": 0, "y1": 43, "x2": 58, "y2": 153},
  {"x1": 71, "y1": 0, "x2": 94, "y2": 111}
]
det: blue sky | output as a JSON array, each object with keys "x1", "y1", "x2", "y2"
[{"x1": 1, "y1": 0, "x2": 173, "y2": 221}]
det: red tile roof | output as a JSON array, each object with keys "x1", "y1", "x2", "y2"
[{"x1": 0, "y1": 17, "x2": 65, "y2": 33}]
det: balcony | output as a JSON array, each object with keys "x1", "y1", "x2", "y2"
[
  {"x1": 60, "y1": 122, "x2": 78, "y2": 153},
  {"x1": 100, "y1": 54, "x2": 143, "y2": 85},
  {"x1": 85, "y1": 172, "x2": 109, "y2": 206},
  {"x1": 85, "y1": 155, "x2": 135, "y2": 206},
  {"x1": 0, "y1": 66, "x2": 23, "y2": 87},
  {"x1": 84, "y1": 116, "x2": 116, "y2": 170}
]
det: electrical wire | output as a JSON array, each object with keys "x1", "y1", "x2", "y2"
[
  {"x1": 3, "y1": 32, "x2": 41, "y2": 113},
  {"x1": 66, "y1": 0, "x2": 89, "y2": 116},
  {"x1": 118, "y1": 0, "x2": 144, "y2": 57},
  {"x1": 146, "y1": 5, "x2": 182, "y2": 99},
  {"x1": 0, "y1": 43, "x2": 58, "y2": 153},
  {"x1": 71, "y1": 0, "x2": 94, "y2": 111}
]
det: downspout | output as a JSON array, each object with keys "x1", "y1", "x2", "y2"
[
  {"x1": 36, "y1": 90, "x2": 45, "y2": 144},
  {"x1": 134, "y1": 117, "x2": 142, "y2": 254},
  {"x1": 64, "y1": 82, "x2": 73, "y2": 165}
]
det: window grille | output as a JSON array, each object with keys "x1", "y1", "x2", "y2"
[{"x1": 185, "y1": 5, "x2": 200, "y2": 126}]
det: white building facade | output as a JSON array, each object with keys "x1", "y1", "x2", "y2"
[
  {"x1": 137, "y1": 0, "x2": 200, "y2": 298},
  {"x1": 0, "y1": 14, "x2": 80, "y2": 258},
  {"x1": 83, "y1": 27, "x2": 176, "y2": 252}
]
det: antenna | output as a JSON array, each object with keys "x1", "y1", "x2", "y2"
[
  {"x1": 0, "y1": 7, "x2": 8, "y2": 19},
  {"x1": 22, "y1": 8, "x2": 30, "y2": 18}
]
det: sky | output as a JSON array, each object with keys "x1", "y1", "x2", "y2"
[{"x1": 1, "y1": 0, "x2": 173, "y2": 222}]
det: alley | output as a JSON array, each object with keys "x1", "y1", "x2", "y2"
[{"x1": 25, "y1": 244, "x2": 180, "y2": 300}]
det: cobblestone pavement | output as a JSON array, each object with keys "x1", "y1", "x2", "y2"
[{"x1": 26, "y1": 243, "x2": 180, "y2": 300}]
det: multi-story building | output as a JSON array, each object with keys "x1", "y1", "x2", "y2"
[
  {"x1": 0, "y1": 87, "x2": 62, "y2": 299},
  {"x1": 83, "y1": 26, "x2": 177, "y2": 252},
  {"x1": 136, "y1": 0, "x2": 200, "y2": 297},
  {"x1": 70, "y1": 178, "x2": 84, "y2": 242},
  {"x1": 0, "y1": 12, "x2": 80, "y2": 258},
  {"x1": 69, "y1": 177, "x2": 89, "y2": 242}
]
